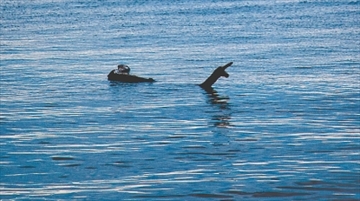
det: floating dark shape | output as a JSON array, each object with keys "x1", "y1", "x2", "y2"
[
  {"x1": 107, "y1": 62, "x2": 233, "y2": 86},
  {"x1": 107, "y1": 64, "x2": 155, "y2": 83}
]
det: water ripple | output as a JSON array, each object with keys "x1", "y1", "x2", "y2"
[{"x1": 1, "y1": 0, "x2": 359, "y2": 200}]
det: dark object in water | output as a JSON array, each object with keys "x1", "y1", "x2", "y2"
[
  {"x1": 200, "y1": 62, "x2": 233, "y2": 89},
  {"x1": 107, "y1": 65, "x2": 155, "y2": 83},
  {"x1": 107, "y1": 62, "x2": 233, "y2": 85}
]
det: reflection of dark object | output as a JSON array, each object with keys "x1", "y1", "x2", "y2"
[
  {"x1": 204, "y1": 87, "x2": 229, "y2": 107},
  {"x1": 204, "y1": 87, "x2": 231, "y2": 128},
  {"x1": 108, "y1": 64, "x2": 154, "y2": 82},
  {"x1": 213, "y1": 115, "x2": 231, "y2": 128},
  {"x1": 200, "y1": 62, "x2": 233, "y2": 89}
]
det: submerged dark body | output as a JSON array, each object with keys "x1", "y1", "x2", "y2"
[
  {"x1": 107, "y1": 70, "x2": 155, "y2": 83},
  {"x1": 107, "y1": 62, "x2": 232, "y2": 86}
]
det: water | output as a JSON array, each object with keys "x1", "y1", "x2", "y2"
[{"x1": 1, "y1": 0, "x2": 359, "y2": 200}]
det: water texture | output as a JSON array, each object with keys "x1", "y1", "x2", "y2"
[{"x1": 1, "y1": 0, "x2": 359, "y2": 200}]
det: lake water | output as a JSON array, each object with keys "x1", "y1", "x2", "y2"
[{"x1": 1, "y1": 0, "x2": 359, "y2": 200}]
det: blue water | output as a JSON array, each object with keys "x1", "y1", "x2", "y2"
[{"x1": 1, "y1": 0, "x2": 359, "y2": 200}]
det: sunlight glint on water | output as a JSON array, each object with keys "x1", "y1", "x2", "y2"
[{"x1": 1, "y1": 0, "x2": 359, "y2": 200}]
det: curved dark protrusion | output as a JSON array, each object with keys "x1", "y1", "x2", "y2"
[{"x1": 199, "y1": 62, "x2": 233, "y2": 89}]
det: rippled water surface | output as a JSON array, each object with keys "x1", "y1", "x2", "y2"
[{"x1": 1, "y1": 0, "x2": 360, "y2": 200}]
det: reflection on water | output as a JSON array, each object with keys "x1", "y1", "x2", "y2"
[
  {"x1": 203, "y1": 87, "x2": 232, "y2": 128},
  {"x1": 1, "y1": 0, "x2": 359, "y2": 200},
  {"x1": 1, "y1": 71, "x2": 358, "y2": 200}
]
